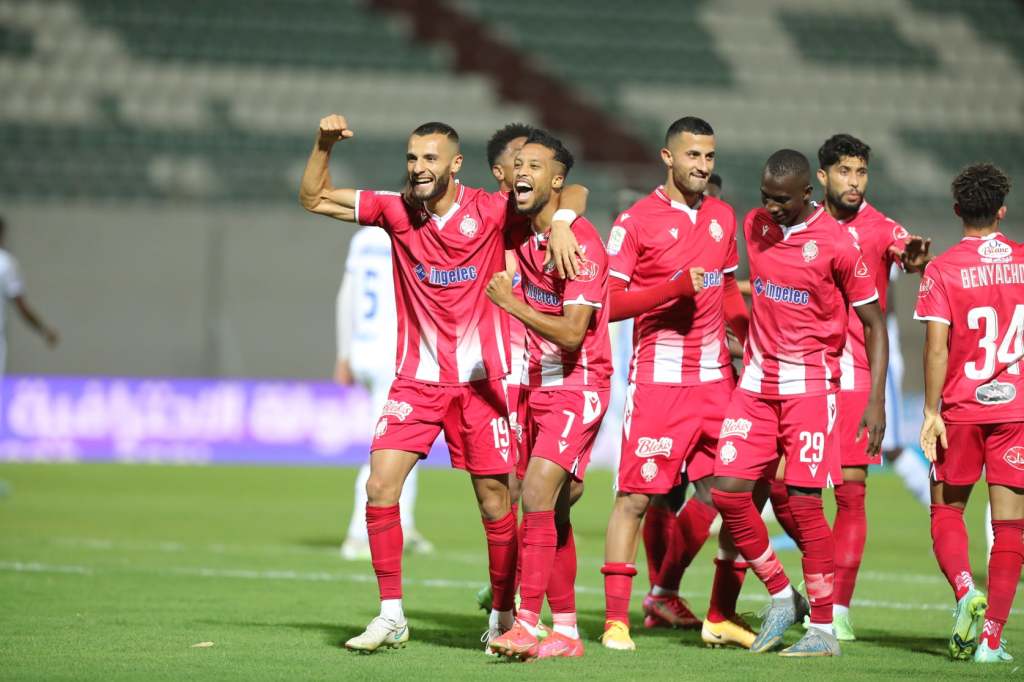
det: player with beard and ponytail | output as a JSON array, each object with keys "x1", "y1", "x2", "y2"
[
  {"x1": 598, "y1": 117, "x2": 750, "y2": 651},
  {"x1": 711, "y1": 149, "x2": 887, "y2": 658},
  {"x1": 767, "y1": 134, "x2": 932, "y2": 640},
  {"x1": 486, "y1": 130, "x2": 611, "y2": 660},
  {"x1": 300, "y1": 115, "x2": 583, "y2": 653}
]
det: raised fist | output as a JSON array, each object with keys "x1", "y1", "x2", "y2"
[{"x1": 318, "y1": 114, "x2": 354, "y2": 144}]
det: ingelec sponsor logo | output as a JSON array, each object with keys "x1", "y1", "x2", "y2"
[{"x1": 635, "y1": 437, "x2": 673, "y2": 458}]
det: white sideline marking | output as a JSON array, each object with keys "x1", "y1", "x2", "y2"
[{"x1": 1, "y1": 559, "x2": 1018, "y2": 615}]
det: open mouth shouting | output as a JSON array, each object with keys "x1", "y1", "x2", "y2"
[{"x1": 514, "y1": 179, "x2": 535, "y2": 206}]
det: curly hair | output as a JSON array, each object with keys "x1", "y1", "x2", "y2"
[
  {"x1": 951, "y1": 163, "x2": 1011, "y2": 227},
  {"x1": 818, "y1": 133, "x2": 871, "y2": 169}
]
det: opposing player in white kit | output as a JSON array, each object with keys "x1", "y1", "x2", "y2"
[
  {"x1": 0, "y1": 216, "x2": 59, "y2": 370},
  {"x1": 336, "y1": 226, "x2": 433, "y2": 560}
]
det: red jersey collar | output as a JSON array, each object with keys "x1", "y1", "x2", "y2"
[
  {"x1": 780, "y1": 205, "x2": 825, "y2": 240},
  {"x1": 654, "y1": 185, "x2": 702, "y2": 220}
]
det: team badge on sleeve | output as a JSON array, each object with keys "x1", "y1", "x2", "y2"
[
  {"x1": 607, "y1": 225, "x2": 627, "y2": 255},
  {"x1": 802, "y1": 240, "x2": 819, "y2": 263},
  {"x1": 918, "y1": 276, "x2": 934, "y2": 296}
]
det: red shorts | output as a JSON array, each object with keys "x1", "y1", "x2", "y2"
[
  {"x1": 516, "y1": 387, "x2": 609, "y2": 481},
  {"x1": 713, "y1": 390, "x2": 841, "y2": 489},
  {"x1": 371, "y1": 376, "x2": 513, "y2": 476},
  {"x1": 838, "y1": 390, "x2": 880, "y2": 467},
  {"x1": 618, "y1": 380, "x2": 733, "y2": 494},
  {"x1": 933, "y1": 421, "x2": 1024, "y2": 488},
  {"x1": 505, "y1": 380, "x2": 525, "y2": 475}
]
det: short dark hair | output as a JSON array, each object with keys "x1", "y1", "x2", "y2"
[
  {"x1": 665, "y1": 116, "x2": 714, "y2": 145},
  {"x1": 487, "y1": 123, "x2": 534, "y2": 167},
  {"x1": 952, "y1": 163, "x2": 1011, "y2": 227},
  {"x1": 524, "y1": 129, "x2": 574, "y2": 176},
  {"x1": 708, "y1": 173, "x2": 723, "y2": 188},
  {"x1": 818, "y1": 133, "x2": 871, "y2": 169},
  {"x1": 765, "y1": 149, "x2": 810, "y2": 181},
  {"x1": 411, "y1": 121, "x2": 459, "y2": 145}
]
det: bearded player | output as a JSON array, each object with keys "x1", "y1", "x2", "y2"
[
  {"x1": 486, "y1": 130, "x2": 611, "y2": 660},
  {"x1": 766, "y1": 134, "x2": 931, "y2": 640},
  {"x1": 300, "y1": 115, "x2": 582, "y2": 653},
  {"x1": 599, "y1": 117, "x2": 750, "y2": 650},
  {"x1": 916, "y1": 163, "x2": 1023, "y2": 664},
  {"x1": 711, "y1": 149, "x2": 887, "y2": 657}
]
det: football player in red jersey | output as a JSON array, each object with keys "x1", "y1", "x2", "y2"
[
  {"x1": 711, "y1": 149, "x2": 887, "y2": 658},
  {"x1": 300, "y1": 115, "x2": 585, "y2": 653},
  {"x1": 916, "y1": 164, "x2": 1024, "y2": 664}
]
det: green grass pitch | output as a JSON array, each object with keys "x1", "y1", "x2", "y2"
[{"x1": 0, "y1": 463, "x2": 1014, "y2": 680}]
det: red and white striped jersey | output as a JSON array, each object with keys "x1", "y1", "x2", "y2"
[
  {"x1": 507, "y1": 217, "x2": 611, "y2": 388},
  {"x1": 606, "y1": 187, "x2": 739, "y2": 385},
  {"x1": 914, "y1": 232, "x2": 1024, "y2": 424},
  {"x1": 838, "y1": 201, "x2": 908, "y2": 391},
  {"x1": 739, "y1": 206, "x2": 878, "y2": 397},
  {"x1": 356, "y1": 184, "x2": 522, "y2": 385}
]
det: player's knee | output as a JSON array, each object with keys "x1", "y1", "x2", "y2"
[
  {"x1": 615, "y1": 492, "x2": 651, "y2": 518},
  {"x1": 568, "y1": 479, "x2": 584, "y2": 506},
  {"x1": 692, "y1": 478, "x2": 714, "y2": 506},
  {"x1": 365, "y1": 474, "x2": 401, "y2": 506}
]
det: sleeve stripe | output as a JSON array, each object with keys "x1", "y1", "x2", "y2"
[
  {"x1": 723, "y1": 265, "x2": 739, "y2": 274},
  {"x1": 851, "y1": 291, "x2": 879, "y2": 307},
  {"x1": 564, "y1": 295, "x2": 603, "y2": 309},
  {"x1": 913, "y1": 314, "x2": 951, "y2": 325},
  {"x1": 354, "y1": 190, "x2": 361, "y2": 223},
  {"x1": 609, "y1": 270, "x2": 631, "y2": 282}
]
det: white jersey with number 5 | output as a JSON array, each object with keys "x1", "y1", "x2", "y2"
[{"x1": 338, "y1": 227, "x2": 397, "y2": 402}]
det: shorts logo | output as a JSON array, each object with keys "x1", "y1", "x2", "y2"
[
  {"x1": 918, "y1": 276, "x2": 934, "y2": 297},
  {"x1": 720, "y1": 418, "x2": 752, "y2": 439},
  {"x1": 607, "y1": 225, "x2": 627, "y2": 256},
  {"x1": 500, "y1": 448, "x2": 510, "y2": 462},
  {"x1": 635, "y1": 436, "x2": 673, "y2": 458},
  {"x1": 855, "y1": 257, "x2": 870, "y2": 278},
  {"x1": 459, "y1": 215, "x2": 478, "y2": 237},
  {"x1": 979, "y1": 239, "x2": 1013, "y2": 264},
  {"x1": 381, "y1": 400, "x2": 413, "y2": 421},
  {"x1": 709, "y1": 219, "x2": 724, "y2": 242},
  {"x1": 583, "y1": 391, "x2": 602, "y2": 425},
  {"x1": 976, "y1": 379, "x2": 1017, "y2": 405},
  {"x1": 1003, "y1": 446, "x2": 1024, "y2": 472},
  {"x1": 509, "y1": 412, "x2": 523, "y2": 443},
  {"x1": 641, "y1": 459, "x2": 659, "y2": 483},
  {"x1": 719, "y1": 440, "x2": 737, "y2": 465},
  {"x1": 558, "y1": 439, "x2": 570, "y2": 454},
  {"x1": 374, "y1": 417, "x2": 388, "y2": 439},
  {"x1": 669, "y1": 227, "x2": 679, "y2": 240},
  {"x1": 802, "y1": 240, "x2": 819, "y2": 263}
]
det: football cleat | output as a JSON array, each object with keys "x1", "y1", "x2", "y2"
[
  {"x1": 488, "y1": 622, "x2": 539, "y2": 660},
  {"x1": 339, "y1": 537, "x2": 372, "y2": 561},
  {"x1": 642, "y1": 593, "x2": 701, "y2": 629},
  {"x1": 536, "y1": 631, "x2": 585, "y2": 658},
  {"x1": 403, "y1": 529, "x2": 435, "y2": 555},
  {"x1": 832, "y1": 610, "x2": 856, "y2": 641},
  {"x1": 344, "y1": 616, "x2": 409, "y2": 653},
  {"x1": 475, "y1": 585, "x2": 492, "y2": 612},
  {"x1": 702, "y1": 616, "x2": 756, "y2": 649},
  {"x1": 600, "y1": 620, "x2": 636, "y2": 651},
  {"x1": 778, "y1": 627, "x2": 842, "y2": 657},
  {"x1": 750, "y1": 590, "x2": 809, "y2": 653},
  {"x1": 974, "y1": 639, "x2": 1013, "y2": 663},
  {"x1": 950, "y1": 588, "x2": 987, "y2": 660}
]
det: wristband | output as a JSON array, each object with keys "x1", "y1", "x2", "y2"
[{"x1": 552, "y1": 209, "x2": 577, "y2": 224}]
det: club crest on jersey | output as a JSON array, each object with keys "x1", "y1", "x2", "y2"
[
  {"x1": 979, "y1": 239, "x2": 1013, "y2": 264},
  {"x1": 635, "y1": 437, "x2": 673, "y2": 458},
  {"x1": 802, "y1": 240, "x2": 819, "y2": 263},
  {"x1": 1003, "y1": 446, "x2": 1024, "y2": 472},
  {"x1": 459, "y1": 215, "x2": 478, "y2": 237},
  {"x1": 640, "y1": 459, "x2": 659, "y2": 483},
  {"x1": 381, "y1": 400, "x2": 413, "y2": 421},
  {"x1": 719, "y1": 440, "x2": 737, "y2": 465},
  {"x1": 720, "y1": 418, "x2": 752, "y2": 439},
  {"x1": 669, "y1": 227, "x2": 679, "y2": 240},
  {"x1": 855, "y1": 257, "x2": 870, "y2": 278},
  {"x1": 583, "y1": 391, "x2": 602, "y2": 424},
  {"x1": 374, "y1": 417, "x2": 388, "y2": 439},
  {"x1": 607, "y1": 225, "x2": 627, "y2": 255},
  {"x1": 709, "y1": 219, "x2": 724, "y2": 242},
  {"x1": 976, "y1": 379, "x2": 1017, "y2": 405}
]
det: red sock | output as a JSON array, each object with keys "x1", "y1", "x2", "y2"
[
  {"x1": 546, "y1": 522, "x2": 577, "y2": 615},
  {"x1": 517, "y1": 510, "x2": 557, "y2": 623},
  {"x1": 655, "y1": 497, "x2": 717, "y2": 591},
  {"x1": 832, "y1": 482, "x2": 866, "y2": 608},
  {"x1": 711, "y1": 489, "x2": 789, "y2": 595},
  {"x1": 770, "y1": 479, "x2": 800, "y2": 546},
  {"x1": 482, "y1": 510, "x2": 519, "y2": 612},
  {"x1": 366, "y1": 504, "x2": 403, "y2": 600},
  {"x1": 643, "y1": 505, "x2": 672, "y2": 589},
  {"x1": 789, "y1": 494, "x2": 835, "y2": 624},
  {"x1": 930, "y1": 503, "x2": 974, "y2": 600},
  {"x1": 512, "y1": 502, "x2": 522, "y2": 592},
  {"x1": 602, "y1": 562, "x2": 637, "y2": 625},
  {"x1": 982, "y1": 520, "x2": 1024, "y2": 648},
  {"x1": 706, "y1": 557, "x2": 749, "y2": 623}
]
